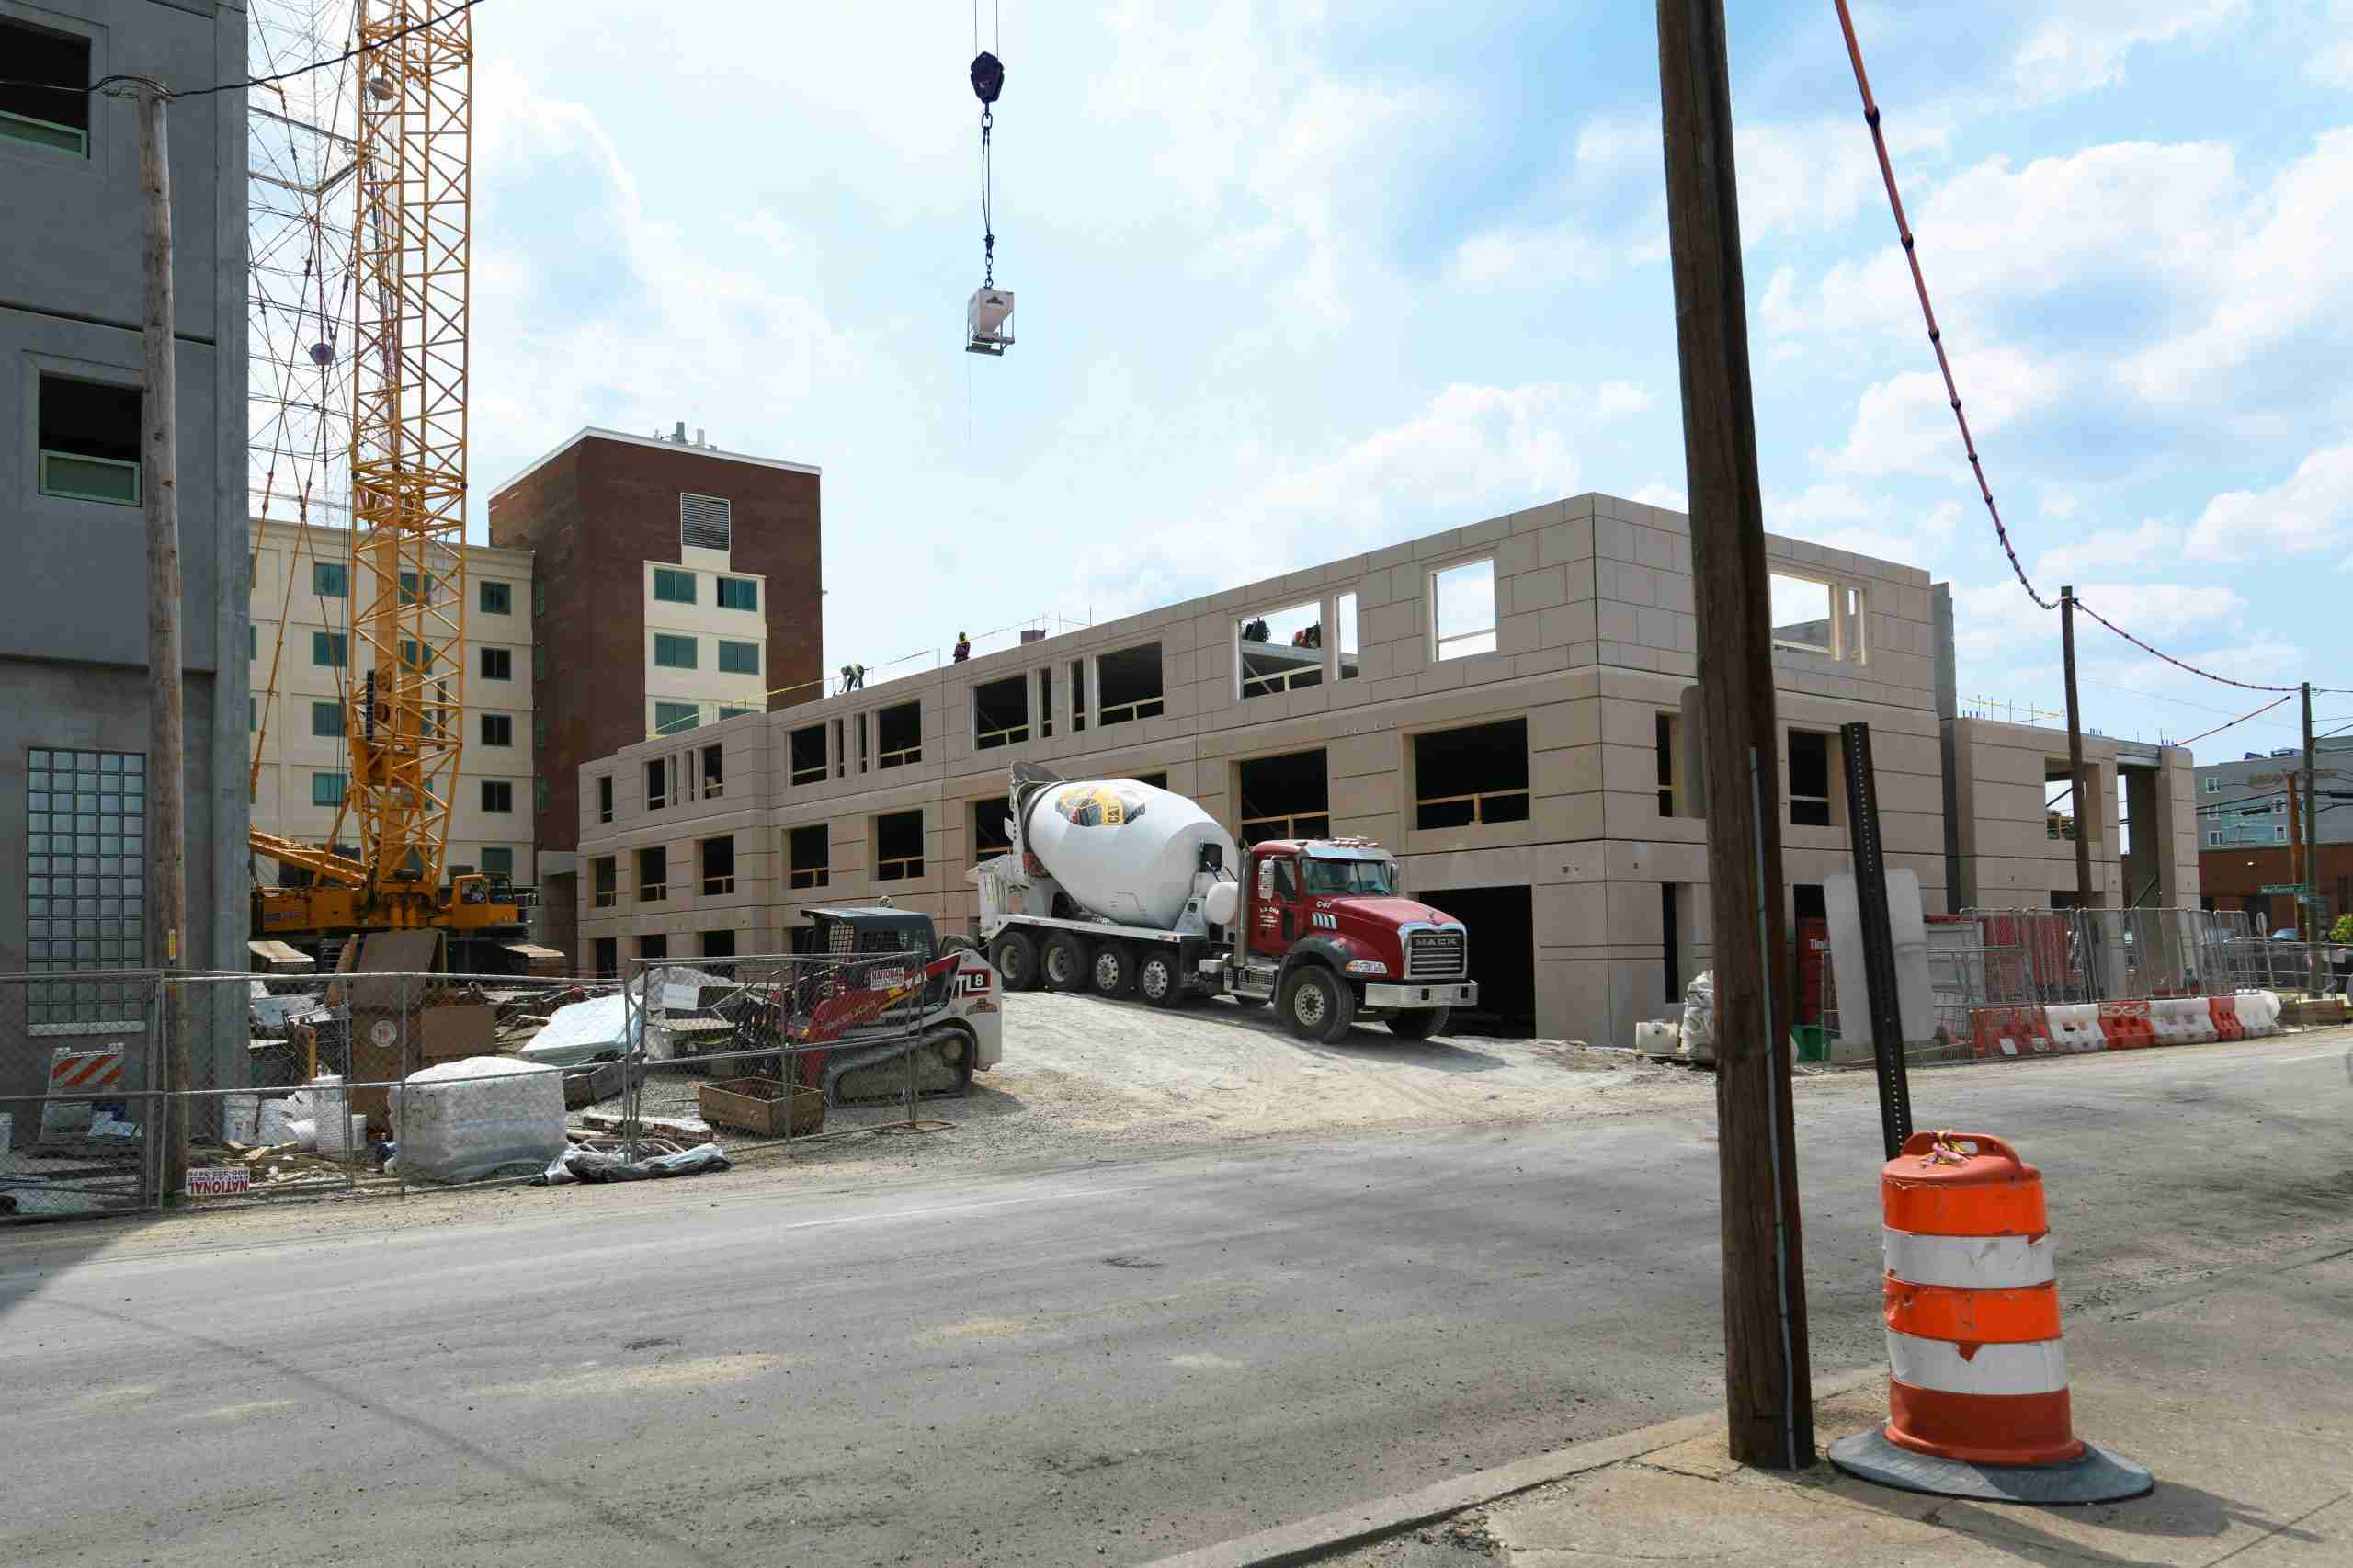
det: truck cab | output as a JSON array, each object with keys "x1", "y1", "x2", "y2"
[{"x1": 1225, "y1": 838, "x2": 1475, "y2": 1042}]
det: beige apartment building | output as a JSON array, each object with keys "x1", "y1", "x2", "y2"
[
  {"x1": 1943, "y1": 715, "x2": 2199, "y2": 911},
  {"x1": 245, "y1": 518, "x2": 540, "y2": 885},
  {"x1": 565, "y1": 491, "x2": 2189, "y2": 1048}
]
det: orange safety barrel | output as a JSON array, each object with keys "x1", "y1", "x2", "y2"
[{"x1": 1876, "y1": 1131, "x2": 2082, "y2": 1468}]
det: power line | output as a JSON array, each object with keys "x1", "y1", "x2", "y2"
[
  {"x1": 1829, "y1": 2, "x2": 2050, "y2": 613},
  {"x1": 1829, "y1": 2, "x2": 2349, "y2": 702},
  {"x1": 0, "y1": 0, "x2": 484, "y2": 102},
  {"x1": 2171, "y1": 693, "x2": 2291, "y2": 749}
]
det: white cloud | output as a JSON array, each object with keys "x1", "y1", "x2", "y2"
[
  {"x1": 2185, "y1": 442, "x2": 2353, "y2": 562},
  {"x1": 2011, "y1": 2, "x2": 2244, "y2": 101},
  {"x1": 1733, "y1": 117, "x2": 1949, "y2": 246},
  {"x1": 1449, "y1": 223, "x2": 1608, "y2": 289},
  {"x1": 2030, "y1": 519, "x2": 2176, "y2": 582},
  {"x1": 1631, "y1": 482, "x2": 1688, "y2": 512},
  {"x1": 469, "y1": 62, "x2": 858, "y2": 501},
  {"x1": 1062, "y1": 382, "x2": 1587, "y2": 620},
  {"x1": 1767, "y1": 487, "x2": 1961, "y2": 568},
  {"x1": 1827, "y1": 347, "x2": 2043, "y2": 477},
  {"x1": 2316, "y1": 5, "x2": 2353, "y2": 87},
  {"x1": 1949, "y1": 576, "x2": 2245, "y2": 665},
  {"x1": 2121, "y1": 131, "x2": 2353, "y2": 398},
  {"x1": 1595, "y1": 381, "x2": 1653, "y2": 418}
]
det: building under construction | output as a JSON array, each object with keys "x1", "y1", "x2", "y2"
[{"x1": 572, "y1": 491, "x2": 2203, "y2": 1048}]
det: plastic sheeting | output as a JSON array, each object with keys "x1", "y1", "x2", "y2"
[
  {"x1": 1679, "y1": 971, "x2": 1715, "y2": 1063},
  {"x1": 535, "y1": 1142, "x2": 732, "y2": 1185},
  {"x1": 392, "y1": 1056, "x2": 568, "y2": 1184}
]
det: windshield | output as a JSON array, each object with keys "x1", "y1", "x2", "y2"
[{"x1": 1300, "y1": 857, "x2": 1398, "y2": 896}]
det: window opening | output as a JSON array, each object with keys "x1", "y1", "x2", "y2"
[
  {"x1": 701, "y1": 835, "x2": 735, "y2": 895},
  {"x1": 1790, "y1": 731, "x2": 1834, "y2": 827},
  {"x1": 874, "y1": 810, "x2": 925, "y2": 881},
  {"x1": 973, "y1": 674, "x2": 1029, "y2": 748},
  {"x1": 1337, "y1": 593, "x2": 1359, "y2": 680},
  {"x1": 878, "y1": 701, "x2": 922, "y2": 767},
  {"x1": 593, "y1": 857, "x2": 617, "y2": 908},
  {"x1": 790, "y1": 723, "x2": 826, "y2": 785},
  {"x1": 1432, "y1": 559, "x2": 1498, "y2": 661},
  {"x1": 789, "y1": 824, "x2": 830, "y2": 889},
  {"x1": 1769, "y1": 574, "x2": 1836, "y2": 655},
  {"x1": 637, "y1": 846, "x2": 667, "y2": 902},
  {"x1": 1237, "y1": 751, "x2": 1330, "y2": 844},
  {"x1": 1415, "y1": 720, "x2": 1531, "y2": 829},
  {"x1": 1238, "y1": 600, "x2": 1324, "y2": 698},
  {"x1": 1097, "y1": 642, "x2": 1164, "y2": 725}
]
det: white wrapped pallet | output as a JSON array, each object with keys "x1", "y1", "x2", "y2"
[{"x1": 392, "y1": 1056, "x2": 568, "y2": 1185}]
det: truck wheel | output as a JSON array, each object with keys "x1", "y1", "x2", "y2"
[
  {"x1": 938, "y1": 934, "x2": 982, "y2": 958},
  {"x1": 991, "y1": 929, "x2": 1040, "y2": 992},
  {"x1": 1384, "y1": 1006, "x2": 1451, "y2": 1040},
  {"x1": 1043, "y1": 931, "x2": 1091, "y2": 992},
  {"x1": 1138, "y1": 951, "x2": 1188, "y2": 1008},
  {"x1": 1091, "y1": 942, "x2": 1136, "y2": 997},
  {"x1": 1280, "y1": 965, "x2": 1356, "y2": 1043}
]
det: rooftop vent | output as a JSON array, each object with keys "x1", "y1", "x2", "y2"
[{"x1": 680, "y1": 493, "x2": 731, "y2": 553}]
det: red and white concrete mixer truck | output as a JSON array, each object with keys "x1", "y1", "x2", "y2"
[{"x1": 968, "y1": 764, "x2": 1474, "y2": 1042}]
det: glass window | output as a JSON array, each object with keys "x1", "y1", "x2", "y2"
[
  {"x1": 311, "y1": 771, "x2": 347, "y2": 807},
  {"x1": 480, "y1": 713, "x2": 513, "y2": 746},
  {"x1": 1300, "y1": 857, "x2": 1398, "y2": 895},
  {"x1": 479, "y1": 646, "x2": 511, "y2": 680},
  {"x1": 597, "y1": 775, "x2": 614, "y2": 824},
  {"x1": 654, "y1": 700, "x2": 699, "y2": 734},
  {"x1": 717, "y1": 576, "x2": 758, "y2": 611},
  {"x1": 653, "y1": 568, "x2": 697, "y2": 605},
  {"x1": 249, "y1": 623, "x2": 257, "y2": 661},
  {"x1": 480, "y1": 580, "x2": 511, "y2": 615},
  {"x1": 717, "y1": 639, "x2": 759, "y2": 675},
  {"x1": 654, "y1": 633, "x2": 698, "y2": 670},
  {"x1": 313, "y1": 561, "x2": 348, "y2": 597},
  {"x1": 481, "y1": 780, "x2": 514, "y2": 813},
  {"x1": 480, "y1": 846, "x2": 514, "y2": 877},
  {"x1": 23, "y1": 747, "x2": 145, "y2": 1025},
  {"x1": 718, "y1": 705, "x2": 756, "y2": 720},
  {"x1": 312, "y1": 631, "x2": 347, "y2": 667},
  {"x1": 0, "y1": 24, "x2": 93, "y2": 157},
  {"x1": 36, "y1": 376, "x2": 140, "y2": 504},
  {"x1": 310, "y1": 700, "x2": 340, "y2": 738},
  {"x1": 1789, "y1": 731, "x2": 1835, "y2": 827},
  {"x1": 1431, "y1": 560, "x2": 1498, "y2": 661},
  {"x1": 397, "y1": 570, "x2": 435, "y2": 606}
]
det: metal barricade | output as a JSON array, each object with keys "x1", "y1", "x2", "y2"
[{"x1": 0, "y1": 969, "x2": 160, "y2": 1220}]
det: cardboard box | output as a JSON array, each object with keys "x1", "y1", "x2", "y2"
[
  {"x1": 417, "y1": 1002, "x2": 494, "y2": 1062},
  {"x1": 562, "y1": 1056, "x2": 640, "y2": 1110},
  {"x1": 698, "y1": 1077, "x2": 824, "y2": 1137}
]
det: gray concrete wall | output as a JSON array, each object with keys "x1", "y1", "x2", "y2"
[{"x1": 0, "y1": 0, "x2": 249, "y2": 1034}]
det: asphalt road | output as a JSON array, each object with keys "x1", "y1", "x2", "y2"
[{"x1": 4, "y1": 1034, "x2": 2348, "y2": 1568}]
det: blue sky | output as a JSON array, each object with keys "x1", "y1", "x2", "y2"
[{"x1": 464, "y1": 1, "x2": 2353, "y2": 755}]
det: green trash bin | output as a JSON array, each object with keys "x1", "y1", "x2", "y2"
[{"x1": 1791, "y1": 1024, "x2": 1827, "y2": 1062}]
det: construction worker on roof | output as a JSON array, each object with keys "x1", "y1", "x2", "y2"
[{"x1": 953, "y1": 631, "x2": 972, "y2": 663}]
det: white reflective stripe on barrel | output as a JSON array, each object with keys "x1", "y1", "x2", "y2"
[
  {"x1": 1882, "y1": 1228, "x2": 2055, "y2": 1290},
  {"x1": 1886, "y1": 1331, "x2": 2067, "y2": 1397}
]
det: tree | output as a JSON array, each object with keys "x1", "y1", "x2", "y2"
[{"x1": 2332, "y1": 913, "x2": 2353, "y2": 943}]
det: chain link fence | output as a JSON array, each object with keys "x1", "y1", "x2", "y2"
[
  {"x1": 629, "y1": 950, "x2": 948, "y2": 1160},
  {"x1": 0, "y1": 970, "x2": 159, "y2": 1220}
]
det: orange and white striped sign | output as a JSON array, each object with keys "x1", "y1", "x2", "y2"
[
  {"x1": 1876, "y1": 1131, "x2": 2083, "y2": 1468},
  {"x1": 49, "y1": 1045, "x2": 124, "y2": 1094}
]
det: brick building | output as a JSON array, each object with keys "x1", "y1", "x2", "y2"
[
  {"x1": 2195, "y1": 736, "x2": 2353, "y2": 933},
  {"x1": 487, "y1": 426, "x2": 823, "y2": 955}
]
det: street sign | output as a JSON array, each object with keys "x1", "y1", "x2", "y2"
[{"x1": 2259, "y1": 883, "x2": 2309, "y2": 896}]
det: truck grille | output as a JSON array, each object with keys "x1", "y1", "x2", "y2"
[{"x1": 1405, "y1": 929, "x2": 1466, "y2": 979}]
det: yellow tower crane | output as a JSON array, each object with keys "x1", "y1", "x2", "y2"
[{"x1": 250, "y1": 0, "x2": 524, "y2": 959}]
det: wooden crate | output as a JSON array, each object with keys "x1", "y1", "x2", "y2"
[{"x1": 698, "y1": 1077, "x2": 824, "y2": 1137}]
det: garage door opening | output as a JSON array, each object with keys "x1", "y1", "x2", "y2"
[{"x1": 1414, "y1": 884, "x2": 1534, "y2": 1037}]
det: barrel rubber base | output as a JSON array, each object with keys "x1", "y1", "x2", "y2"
[{"x1": 1827, "y1": 1428, "x2": 2154, "y2": 1506}]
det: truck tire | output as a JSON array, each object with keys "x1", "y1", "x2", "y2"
[
  {"x1": 1137, "y1": 950, "x2": 1189, "y2": 1009},
  {"x1": 1280, "y1": 964, "x2": 1356, "y2": 1043},
  {"x1": 991, "y1": 929, "x2": 1040, "y2": 992},
  {"x1": 1043, "y1": 930, "x2": 1091, "y2": 992},
  {"x1": 1384, "y1": 1006, "x2": 1451, "y2": 1040},
  {"x1": 1091, "y1": 942, "x2": 1136, "y2": 997},
  {"x1": 938, "y1": 933, "x2": 983, "y2": 958}
]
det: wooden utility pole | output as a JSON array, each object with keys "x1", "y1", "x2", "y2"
[
  {"x1": 2059, "y1": 586, "x2": 2097, "y2": 911},
  {"x1": 133, "y1": 79, "x2": 191, "y2": 1199},
  {"x1": 1655, "y1": 0, "x2": 1813, "y2": 1470},
  {"x1": 2303, "y1": 681, "x2": 2324, "y2": 994}
]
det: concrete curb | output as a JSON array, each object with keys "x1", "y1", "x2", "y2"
[{"x1": 1139, "y1": 1368, "x2": 1886, "y2": 1568}]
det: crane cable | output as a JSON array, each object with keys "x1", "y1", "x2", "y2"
[{"x1": 971, "y1": 1, "x2": 1003, "y2": 286}]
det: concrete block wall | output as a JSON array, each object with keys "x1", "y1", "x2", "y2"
[
  {"x1": 1948, "y1": 717, "x2": 2124, "y2": 907},
  {"x1": 575, "y1": 494, "x2": 1951, "y2": 1044}
]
